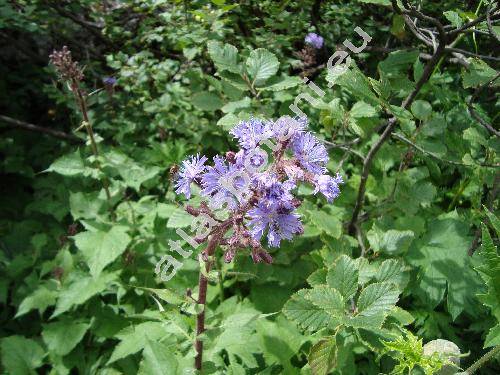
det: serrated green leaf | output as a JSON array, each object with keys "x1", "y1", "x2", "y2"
[
  {"x1": 74, "y1": 226, "x2": 131, "y2": 278},
  {"x1": 462, "y1": 59, "x2": 498, "y2": 89},
  {"x1": 0, "y1": 336, "x2": 44, "y2": 375},
  {"x1": 52, "y1": 271, "x2": 119, "y2": 317},
  {"x1": 108, "y1": 322, "x2": 168, "y2": 364},
  {"x1": 327, "y1": 255, "x2": 359, "y2": 300},
  {"x1": 246, "y1": 48, "x2": 279, "y2": 86},
  {"x1": 309, "y1": 338, "x2": 337, "y2": 375},
  {"x1": 42, "y1": 320, "x2": 89, "y2": 356},
  {"x1": 192, "y1": 92, "x2": 223, "y2": 111},
  {"x1": 309, "y1": 210, "x2": 342, "y2": 239},
  {"x1": 16, "y1": 285, "x2": 57, "y2": 317},
  {"x1": 305, "y1": 285, "x2": 345, "y2": 316},
  {"x1": 45, "y1": 150, "x2": 85, "y2": 176},
  {"x1": 376, "y1": 259, "x2": 405, "y2": 287},
  {"x1": 282, "y1": 289, "x2": 333, "y2": 332},
  {"x1": 207, "y1": 41, "x2": 240, "y2": 73},
  {"x1": 411, "y1": 100, "x2": 432, "y2": 120},
  {"x1": 357, "y1": 282, "x2": 399, "y2": 317},
  {"x1": 138, "y1": 340, "x2": 178, "y2": 375}
]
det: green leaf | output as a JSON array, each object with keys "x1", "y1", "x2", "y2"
[
  {"x1": 367, "y1": 227, "x2": 414, "y2": 255},
  {"x1": 327, "y1": 64, "x2": 381, "y2": 106},
  {"x1": 192, "y1": 92, "x2": 223, "y2": 111},
  {"x1": 411, "y1": 100, "x2": 432, "y2": 120},
  {"x1": 108, "y1": 322, "x2": 168, "y2": 364},
  {"x1": 462, "y1": 59, "x2": 498, "y2": 88},
  {"x1": 0, "y1": 336, "x2": 44, "y2": 375},
  {"x1": 443, "y1": 11, "x2": 463, "y2": 28},
  {"x1": 305, "y1": 285, "x2": 345, "y2": 316},
  {"x1": 308, "y1": 338, "x2": 337, "y2": 375},
  {"x1": 484, "y1": 208, "x2": 500, "y2": 236},
  {"x1": 260, "y1": 75, "x2": 302, "y2": 91},
  {"x1": 309, "y1": 210, "x2": 342, "y2": 239},
  {"x1": 119, "y1": 165, "x2": 161, "y2": 192},
  {"x1": 282, "y1": 289, "x2": 333, "y2": 332},
  {"x1": 221, "y1": 97, "x2": 251, "y2": 113},
  {"x1": 138, "y1": 340, "x2": 178, "y2": 375},
  {"x1": 46, "y1": 150, "x2": 85, "y2": 176},
  {"x1": 246, "y1": 48, "x2": 279, "y2": 86},
  {"x1": 350, "y1": 101, "x2": 377, "y2": 118},
  {"x1": 407, "y1": 214, "x2": 483, "y2": 319},
  {"x1": 42, "y1": 320, "x2": 89, "y2": 356},
  {"x1": 207, "y1": 41, "x2": 240, "y2": 73},
  {"x1": 358, "y1": 0, "x2": 391, "y2": 5},
  {"x1": 357, "y1": 282, "x2": 399, "y2": 317},
  {"x1": 376, "y1": 259, "x2": 406, "y2": 288},
  {"x1": 378, "y1": 50, "x2": 420, "y2": 75},
  {"x1": 69, "y1": 191, "x2": 104, "y2": 220},
  {"x1": 73, "y1": 226, "x2": 131, "y2": 278},
  {"x1": 16, "y1": 285, "x2": 57, "y2": 317},
  {"x1": 327, "y1": 255, "x2": 359, "y2": 300},
  {"x1": 52, "y1": 271, "x2": 119, "y2": 317},
  {"x1": 484, "y1": 324, "x2": 500, "y2": 348},
  {"x1": 166, "y1": 207, "x2": 193, "y2": 228}
]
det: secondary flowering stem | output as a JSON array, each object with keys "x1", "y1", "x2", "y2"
[{"x1": 71, "y1": 79, "x2": 112, "y2": 202}]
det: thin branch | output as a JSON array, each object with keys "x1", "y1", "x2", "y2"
[
  {"x1": 486, "y1": 4, "x2": 500, "y2": 42},
  {"x1": 392, "y1": 132, "x2": 500, "y2": 168},
  {"x1": 448, "y1": 5, "x2": 500, "y2": 39},
  {"x1": 348, "y1": 7, "x2": 447, "y2": 233},
  {"x1": 467, "y1": 72, "x2": 500, "y2": 137},
  {"x1": 0, "y1": 115, "x2": 82, "y2": 142}
]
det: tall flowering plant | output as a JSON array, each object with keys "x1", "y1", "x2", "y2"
[{"x1": 174, "y1": 116, "x2": 343, "y2": 370}]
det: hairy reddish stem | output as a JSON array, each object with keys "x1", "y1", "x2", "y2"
[{"x1": 194, "y1": 234, "x2": 221, "y2": 371}]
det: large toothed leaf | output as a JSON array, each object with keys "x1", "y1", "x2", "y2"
[
  {"x1": 282, "y1": 289, "x2": 333, "y2": 332},
  {"x1": 357, "y1": 282, "x2": 399, "y2": 317},
  {"x1": 42, "y1": 320, "x2": 89, "y2": 356},
  {"x1": 308, "y1": 338, "x2": 337, "y2": 375},
  {"x1": 327, "y1": 255, "x2": 359, "y2": 300},
  {"x1": 73, "y1": 226, "x2": 131, "y2": 278},
  {"x1": 376, "y1": 259, "x2": 406, "y2": 289},
  {"x1": 305, "y1": 285, "x2": 345, "y2": 318},
  {"x1": 246, "y1": 48, "x2": 279, "y2": 86},
  {"x1": 207, "y1": 41, "x2": 240, "y2": 73},
  {"x1": 0, "y1": 336, "x2": 44, "y2": 375}
]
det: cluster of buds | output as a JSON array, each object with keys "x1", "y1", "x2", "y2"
[{"x1": 49, "y1": 46, "x2": 84, "y2": 82}]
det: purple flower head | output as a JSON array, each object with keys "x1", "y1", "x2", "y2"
[
  {"x1": 313, "y1": 173, "x2": 344, "y2": 202},
  {"x1": 230, "y1": 118, "x2": 271, "y2": 149},
  {"x1": 248, "y1": 203, "x2": 303, "y2": 247},
  {"x1": 173, "y1": 115, "x2": 342, "y2": 264},
  {"x1": 305, "y1": 32, "x2": 324, "y2": 49},
  {"x1": 201, "y1": 155, "x2": 250, "y2": 209},
  {"x1": 290, "y1": 132, "x2": 328, "y2": 174},
  {"x1": 103, "y1": 76, "x2": 117, "y2": 86},
  {"x1": 270, "y1": 116, "x2": 307, "y2": 142},
  {"x1": 175, "y1": 154, "x2": 207, "y2": 199}
]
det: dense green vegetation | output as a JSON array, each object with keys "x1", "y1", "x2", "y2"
[{"x1": 0, "y1": 1, "x2": 499, "y2": 374}]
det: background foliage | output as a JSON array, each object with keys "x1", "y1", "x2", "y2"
[{"x1": 0, "y1": 0, "x2": 499, "y2": 374}]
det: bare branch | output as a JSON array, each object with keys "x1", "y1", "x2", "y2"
[
  {"x1": 467, "y1": 72, "x2": 500, "y2": 138},
  {"x1": 0, "y1": 115, "x2": 82, "y2": 143}
]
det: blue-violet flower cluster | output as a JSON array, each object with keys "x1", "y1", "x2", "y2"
[
  {"x1": 175, "y1": 116, "x2": 343, "y2": 263},
  {"x1": 304, "y1": 32, "x2": 324, "y2": 49}
]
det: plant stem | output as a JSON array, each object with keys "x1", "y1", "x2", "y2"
[
  {"x1": 348, "y1": 42, "x2": 446, "y2": 234},
  {"x1": 464, "y1": 345, "x2": 500, "y2": 374},
  {"x1": 194, "y1": 235, "x2": 221, "y2": 371},
  {"x1": 71, "y1": 79, "x2": 112, "y2": 202}
]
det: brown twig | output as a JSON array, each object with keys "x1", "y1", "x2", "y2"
[
  {"x1": 0, "y1": 115, "x2": 82, "y2": 142},
  {"x1": 348, "y1": 44, "x2": 446, "y2": 234},
  {"x1": 467, "y1": 72, "x2": 500, "y2": 138}
]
